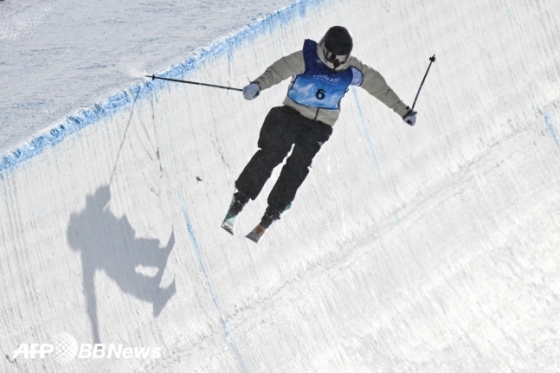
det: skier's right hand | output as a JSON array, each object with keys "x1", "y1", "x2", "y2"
[
  {"x1": 402, "y1": 107, "x2": 417, "y2": 126},
  {"x1": 243, "y1": 83, "x2": 261, "y2": 100}
]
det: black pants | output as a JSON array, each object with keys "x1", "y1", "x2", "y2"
[{"x1": 235, "y1": 106, "x2": 333, "y2": 210}]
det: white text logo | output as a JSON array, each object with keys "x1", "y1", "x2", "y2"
[{"x1": 12, "y1": 333, "x2": 162, "y2": 364}]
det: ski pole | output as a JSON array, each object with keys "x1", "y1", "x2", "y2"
[
  {"x1": 411, "y1": 55, "x2": 436, "y2": 110},
  {"x1": 146, "y1": 74, "x2": 242, "y2": 92}
]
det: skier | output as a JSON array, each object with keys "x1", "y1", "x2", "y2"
[{"x1": 223, "y1": 26, "x2": 417, "y2": 241}]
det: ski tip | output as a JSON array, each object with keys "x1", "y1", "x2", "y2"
[
  {"x1": 222, "y1": 224, "x2": 235, "y2": 235},
  {"x1": 246, "y1": 225, "x2": 266, "y2": 243},
  {"x1": 246, "y1": 232, "x2": 261, "y2": 243}
]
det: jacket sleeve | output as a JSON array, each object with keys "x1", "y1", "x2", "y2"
[
  {"x1": 253, "y1": 50, "x2": 306, "y2": 90},
  {"x1": 351, "y1": 58, "x2": 410, "y2": 117}
]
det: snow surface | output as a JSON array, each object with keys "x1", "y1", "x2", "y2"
[
  {"x1": 0, "y1": 0, "x2": 295, "y2": 154},
  {"x1": 2, "y1": 0, "x2": 560, "y2": 372}
]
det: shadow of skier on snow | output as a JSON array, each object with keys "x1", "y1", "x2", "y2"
[{"x1": 66, "y1": 185, "x2": 175, "y2": 343}]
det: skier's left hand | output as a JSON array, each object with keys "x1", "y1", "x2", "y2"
[{"x1": 403, "y1": 108, "x2": 417, "y2": 126}]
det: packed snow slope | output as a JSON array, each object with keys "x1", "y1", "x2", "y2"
[
  {"x1": 0, "y1": 0, "x2": 295, "y2": 154},
  {"x1": 2, "y1": 0, "x2": 560, "y2": 372}
]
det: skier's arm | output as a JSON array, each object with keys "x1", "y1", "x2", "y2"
[
  {"x1": 351, "y1": 59, "x2": 410, "y2": 117},
  {"x1": 252, "y1": 50, "x2": 306, "y2": 90}
]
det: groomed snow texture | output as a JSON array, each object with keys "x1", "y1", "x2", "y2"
[{"x1": 2, "y1": 0, "x2": 560, "y2": 372}]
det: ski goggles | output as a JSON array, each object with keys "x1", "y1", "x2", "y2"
[{"x1": 322, "y1": 44, "x2": 349, "y2": 66}]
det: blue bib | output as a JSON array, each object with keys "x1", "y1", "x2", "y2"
[{"x1": 287, "y1": 40, "x2": 354, "y2": 110}]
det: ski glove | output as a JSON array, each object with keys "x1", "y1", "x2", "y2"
[
  {"x1": 403, "y1": 107, "x2": 417, "y2": 126},
  {"x1": 243, "y1": 83, "x2": 261, "y2": 100}
]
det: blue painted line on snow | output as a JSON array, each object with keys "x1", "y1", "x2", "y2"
[
  {"x1": 350, "y1": 91, "x2": 484, "y2": 371},
  {"x1": 153, "y1": 92, "x2": 250, "y2": 373},
  {"x1": 351, "y1": 89, "x2": 422, "y2": 268},
  {"x1": 503, "y1": 0, "x2": 518, "y2": 37},
  {"x1": 544, "y1": 110, "x2": 560, "y2": 149},
  {"x1": 0, "y1": 0, "x2": 329, "y2": 177}
]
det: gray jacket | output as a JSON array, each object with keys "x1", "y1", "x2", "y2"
[{"x1": 252, "y1": 40, "x2": 410, "y2": 126}]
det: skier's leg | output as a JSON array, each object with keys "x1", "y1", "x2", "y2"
[
  {"x1": 235, "y1": 106, "x2": 299, "y2": 200},
  {"x1": 267, "y1": 118, "x2": 333, "y2": 211}
]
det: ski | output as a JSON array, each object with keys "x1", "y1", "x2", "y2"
[
  {"x1": 221, "y1": 210, "x2": 238, "y2": 235},
  {"x1": 246, "y1": 225, "x2": 267, "y2": 243},
  {"x1": 245, "y1": 203, "x2": 291, "y2": 243},
  {"x1": 221, "y1": 191, "x2": 249, "y2": 235}
]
